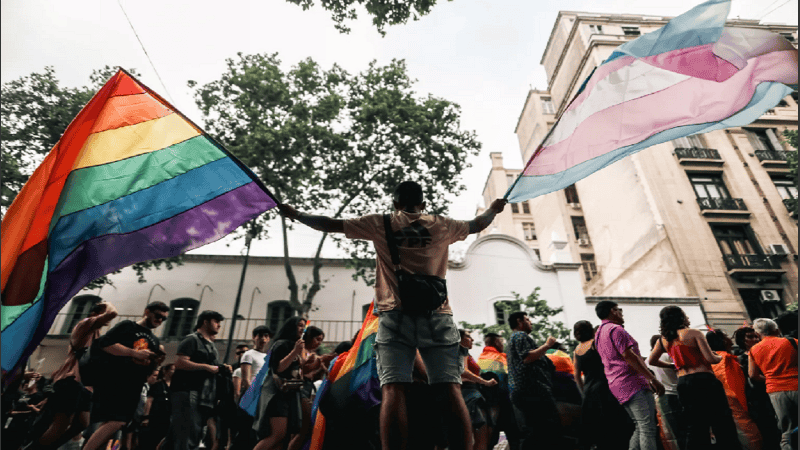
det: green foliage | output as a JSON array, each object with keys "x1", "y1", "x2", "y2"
[
  {"x1": 783, "y1": 129, "x2": 798, "y2": 217},
  {"x1": 459, "y1": 288, "x2": 577, "y2": 351},
  {"x1": 286, "y1": 0, "x2": 452, "y2": 36},
  {"x1": 787, "y1": 301, "x2": 798, "y2": 312},
  {"x1": 2, "y1": 66, "x2": 181, "y2": 290},
  {"x1": 190, "y1": 53, "x2": 480, "y2": 313}
]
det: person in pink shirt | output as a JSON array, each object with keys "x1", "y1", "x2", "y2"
[{"x1": 594, "y1": 301, "x2": 664, "y2": 450}]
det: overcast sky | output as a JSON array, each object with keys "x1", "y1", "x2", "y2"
[{"x1": 2, "y1": 0, "x2": 797, "y2": 258}]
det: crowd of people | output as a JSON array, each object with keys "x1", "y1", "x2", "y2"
[{"x1": 2, "y1": 181, "x2": 798, "y2": 450}]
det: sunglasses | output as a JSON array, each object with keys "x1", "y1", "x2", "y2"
[{"x1": 152, "y1": 313, "x2": 167, "y2": 321}]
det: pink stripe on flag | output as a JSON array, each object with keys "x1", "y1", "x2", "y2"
[
  {"x1": 525, "y1": 50, "x2": 797, "y2": 176},
  {"x1": 641, "y1": 43, "x2": 739, "y2": 82}
]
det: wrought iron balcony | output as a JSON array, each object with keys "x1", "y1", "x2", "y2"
[
  {"x1": 723, "y1": 254, "x2": 781, "y2": 271},
  {"x1": 755, "y1": 150, "x2": 788, "y2": 162},
  {"x1": 697, "y1": 197, "x2": 747, "y2": 211},
  {"x1": 675, "y1": 148, "x2": 722, "y2": 160}
]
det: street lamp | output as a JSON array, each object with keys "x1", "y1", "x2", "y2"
[
  {"x1": 241, "y1": 287, "x2": 262, "y2": 340},
  {"x1": 198, "y1": 285, "x2": 214, "y2": 310},
  {"x1": 224, "y1": 225, "x2": 256, "y2": 363},
  {"x1": 146, "y1": 284, "x2": 165, "y2": 308}
]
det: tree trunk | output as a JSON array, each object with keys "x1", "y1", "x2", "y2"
[
  {"x1": 280, "y1": 214, "x2": 301, "y2": 311},
  {"x1": 301, "y1": 232, "x2": 328, "y2": 315}
]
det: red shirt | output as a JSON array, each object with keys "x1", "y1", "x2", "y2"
[{"x1": 750, "y1": 336, "x2": 798, "y2": 394}]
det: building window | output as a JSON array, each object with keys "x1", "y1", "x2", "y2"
[
  {"x1": 711, "y1": 224, "x2": 760, "y2": 258},
  {"x1": 494, "y1": 301, "x2": 520, "y2": 326},
  {"x1": 689, "y1": 174, "x2": 731, "y2": 200},
  {"x1": 267, "y1": 301, "x2": 295, "y2": 333},
  {"x1": 622, "y1": 26, "x2": 641, "y2": 36},
  {"x1": 589, "y1": 24, "x2": 603, "y2": 35},
  {"x1": 581, "y1": 254, "x2": 598, "y2": 281},
  {"x1": 748, "y1": 128, "x2": 782, "y2": 151},
  {"x1": 564, "y1": 184, "x2": 580, "y2": 204},
  {"x1": 506, "y1": 174, "x2": 516, "y2": 188},
  {"x1": 61, "y1": 295, "x2": 102, "y2": 335},
  {"x1": 511, "y1": 203, "x2": 519, "y2": 214},
  {"x1": 522, "y1": 201, "x2": 531, "y2": 214},
  {"x1": 739, "y1": 289, "x2": 785, "y2": 320},
  {"x1": 672, "y1": 134, "x2": 703, "y2": 149},
  {"x1": 523, "y1": 222, "x2": 537, "y2": 240},
  {"x1": 166, "y1": 298, "x2": 199, "y2": 339},
  {"x1": 773, "y1": 177, "x2": 798, "y2": 201},
  {"x1": 572, "y1": 216, "x2": 589, "y2": 241},
  {"x1": 541, "y1": 97, "x2": 556, "y2": 114},
  {"x1": 780, "y1": 32, "x2": 796, "y2": 43}
]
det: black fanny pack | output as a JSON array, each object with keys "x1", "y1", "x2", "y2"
[{"x1": 384, "y1": 214, "x2": 447, "y2": 315}]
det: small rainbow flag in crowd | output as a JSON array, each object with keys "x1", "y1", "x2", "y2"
[
  {"x1": 1, "y1": 69, "x2": 277, "y2": 377},
  {"x1": 307, "y1": 301, "x2": 381, "y2": 450},
  {"x1": 506, "y1": 0, "x2": 798, "y2": 202}
]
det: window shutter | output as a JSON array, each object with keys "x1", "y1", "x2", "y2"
[{"x1": 766, "y1": 129, "x2": 784, "y2": 151}]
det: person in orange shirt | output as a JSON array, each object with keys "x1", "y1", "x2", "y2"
[
  {"x1": 705, "y1": 329, "x2": 762, "y2": 450},
  {"x1": 749, "y1": 318, "x2": 798, "y2": 450}
]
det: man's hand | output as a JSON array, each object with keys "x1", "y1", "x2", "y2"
[
  {"x1": 489, "y1": 198, "x2": 508, "y2": 214},
  {"x1": 132, "y1": 349, "x2": 156, "y2": 364},
  {"x1": 545, "y1": 336, "x2": 558, "y2": 349},
  {"x1": 483, "y1": 378, "x2": 498, "y2": 387},
  {"x1": 649, "y1": 378, "x2": 665, "y2": 397},
  {"x1": 206, "y1": 364, "x2": 220, "y2": 374},
  {"x1": 278, "y1": 204, "x2": 300, "y2": 221}
]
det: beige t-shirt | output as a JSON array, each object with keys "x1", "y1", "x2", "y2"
[{"x1": 343, "y1": 211, "x2": 469, "y2": 314}]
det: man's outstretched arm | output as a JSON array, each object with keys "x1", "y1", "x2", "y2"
[
  {"x1": 468, "y1": 199, "x2": 507, "y2": 234},
  {"x1": 278, "y1": 204, "x2": 345, "y2": 234}
]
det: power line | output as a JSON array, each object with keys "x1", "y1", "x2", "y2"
[
  {"x1": 116, "y1": 0, "x2": 174, "y2": 103},
  {"x1": 753, "y1": 0, "x2": 784, "y2": 18},
  {"x1": 758, "y1": 0, "x2": 794, "y2": 20}
]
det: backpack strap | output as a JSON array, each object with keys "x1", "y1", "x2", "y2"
[{"x1": 383, "y1": 214, "x2": 401, "y2": 268}]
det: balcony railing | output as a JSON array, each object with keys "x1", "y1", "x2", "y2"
[
  {"x1": 755, "y1": 150, "x2": 788, "y2": 162},
  {"x1": 697, "y1": 197, "x2": 747, "y2": 211},
  {"x1": 47, "y1": 314, "x2": 363, "y2": 344},
  {"x1": 784, "y1": 198, "x2": 798, "y2": 217},
  {"x1": 723, "y1": 254, "x2": 781, "y2": 271},
  {"x1": 675, "y1": 148, "x2": 721, "y2": 160}
]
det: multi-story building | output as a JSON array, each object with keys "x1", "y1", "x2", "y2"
[{"x1": 481, "y1": 12, "x2": 798, "y2": 331}]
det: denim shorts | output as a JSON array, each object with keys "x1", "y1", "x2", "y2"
[{"x1": 373, "y1": 311, "x2": 461, "y2": 386}]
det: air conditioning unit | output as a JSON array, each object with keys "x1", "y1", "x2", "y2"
[
  {"x1": 569, "y1": 202, "x2": 582, "y2": 209},
  {"x1": 760, "y1": 290, "x2": 781, "y2": 302},
  {"x1": 769, "y1": 244, "x2": 790, "y2": 256},
  {"x1": 578, "y1": 238, "x2": 590, "y2": 247}
]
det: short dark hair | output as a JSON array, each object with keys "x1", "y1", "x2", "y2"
[
  {"x1": 732, "y1": 326, "x2": 755, "y2": 349},
  {"x1": 458, "y1": 329, "x2": 469, "y2": 339},
  {"x1": 235, "y1": 344, "x2": 250, "y2": 351},
  {"x1": 252, "y1": 326, "x2": 272, "y2": 338},
  {"x1": 195, "y1": 310, "x2": 224, "y2": 330},
  {"x1": 146, "y1": 301, "x2": 169, "y2": 314},
  {"x1": 774, "y1": 310, "x2": 798, "y2": 338},
  {"x1": 595, "y1": 301, "x2": 618, "y2": 320},
  {"x1": 508, "y1": 311, "x2": 528, "y2": 330},
  {"x1": 303, "y1": 326, "x2": 324, "y2": 344},
  {"x1": 393, "y1": 181, "x2": 424, "y2": 208},
  {"x1": 484, "y1": 332, "x2": 501, "y2": 348},
  {"x1": 573, "y1": 320, "x2": 594, "y2": 343},
  {"x1": 705, "y1": 329, "x2": 727, "y2": 352},
  {"x1": 90, "y1": 302, "x2": 107, "y2": 316},
  {"x1": 334, "y1": 341, "x2": 353, "y2": 354}
]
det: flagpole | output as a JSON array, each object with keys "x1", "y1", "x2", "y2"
[{"x1": 504, "y1": 69, "x2": 597, "y2": 201}]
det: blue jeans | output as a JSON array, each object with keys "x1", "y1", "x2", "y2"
[{"x1": 622, "y1": 389, "x2": 657, "y2": 450}]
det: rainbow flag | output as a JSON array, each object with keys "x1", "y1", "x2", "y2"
[
  {"x1": 1, "y1": 69, "x2": 277, "y2": 376},
  {"x1": 506, "y1": 0, "x2": 798, "y2": 202},
  {"x1": 308, "y1": 301, "x2": 380, "y2": 450}
]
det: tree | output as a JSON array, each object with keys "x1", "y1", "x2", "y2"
[
  {"x1": 459, "y1": 288, "x2": 577, "y2": 350},
  {"x1": 1, "y1": 66, "x2": 182, "y2": 290},
  {"x1": 286, "y1": 0, "x2": 453, "y2": 36},
  {"x1": 190, "y1": 53, "x2": 480, "y2": 315},
  {"x1": 783, "y1": 129, "x2": 798, "y2": 217}
]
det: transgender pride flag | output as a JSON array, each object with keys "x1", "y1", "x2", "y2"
[
  {"x1": 506, "y1": 0, "x2": 798, "y2": 202},
  {"x1": 1, "y1": 69, "x2": 277, "y2": 377}
]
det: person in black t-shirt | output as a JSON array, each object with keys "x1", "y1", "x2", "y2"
[
  {"x1": 82, "y1": 301, "x2": 168, "y2": 450},
  {"x1": 162, "y1": 310, "x2": 231, "y2": 450}
]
